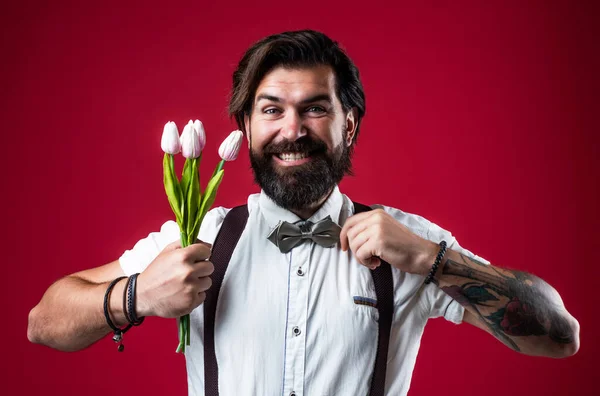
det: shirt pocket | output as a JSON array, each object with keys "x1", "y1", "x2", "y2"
[{"x1": 349, "y1": 294, "x2": 380, "y2": 323}]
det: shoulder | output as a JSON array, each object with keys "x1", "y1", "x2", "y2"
[
  {"x1": 197, "y1": 193, "x2": 260, "y2": 244},
  {"x1": 342, "y1": 192, "x2": 457, "y2": 244},
  {"x1": 369, "y1": 203, "x2": 455, "y2": 244},
  {"x1": 372, "y1": 202, "x2": 489, "y2": 265}
]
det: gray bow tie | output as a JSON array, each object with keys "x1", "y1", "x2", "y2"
[{"x1": 267, "y1": 216, "x2": 342, "y2": 253}]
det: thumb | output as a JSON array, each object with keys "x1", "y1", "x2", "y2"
[
  {"x1": 195, "y1": 238, "x2": 212, "y2": 249},
  {"x1": 162, "y1": 239, "x2": 183, "y2": 252}
]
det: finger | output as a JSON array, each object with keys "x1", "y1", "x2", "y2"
[
  {"x1": 348, "y1": 227, "x2": 372, "y2": 256},
  {"x1": 196, "y1": 292, "x2": 207, "y2": 305},
  {"x1": 359, "y1": 255, "x2": 381, "y2": 270},
  {"x1": 340, "y1": 230, "x2": 348, "y2": 252},
  {"x1": 367, "y1": 257, "x2": 381, "y2": 270},
  {"x1": 346, "y1": 221, "x2": 371, "y2": 248},
  {"x1": 191, "y1": 260, "x2": 215, "y2": 278},
  {"x1": 354, "y1": 236, "x2": 376, "y2": 265},
  {"x1": 340, "y1": 223, "x2": 350, "y2": 251},
  {"x1": 195, "y1": 276, "x2": 213, "y2": 293},
  {"x1": 340, "y1": 211, "x2": 375, "y2": 251},
  {"x1": 357, "y1": 235, "x2": 384, "y2": 266},
  {"x1": 189, "y1": 291, "x2": 207, "y2": 312},
  {"x1": 183, "y1": 243, "x2": 212, "y2": 262},
  {"x1": 343, "y1": 214, "x2": 382, "y2": 251}
]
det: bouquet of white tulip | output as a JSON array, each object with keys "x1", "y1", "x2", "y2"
[{"x1": 161, "y1": 120, "x2": 243, "y2": 353}]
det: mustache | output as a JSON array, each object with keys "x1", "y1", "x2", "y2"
[{"x1": 262, "y1": 136, "x2": 327, "y2": 156}]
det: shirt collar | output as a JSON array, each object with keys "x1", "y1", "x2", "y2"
[{"x1": 258, "y1": 185, "x2": 345, "y2": 230}]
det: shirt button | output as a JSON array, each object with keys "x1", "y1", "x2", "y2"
[
  {"x1": 292, "y1": 326, "x2": 301, "y2": 336},
  {"x1": 297, "y1": 268, "x2": 304, "y2": 276},
  {"x1": 290, "y1": 392, "x2": 296, "y2": 396}
]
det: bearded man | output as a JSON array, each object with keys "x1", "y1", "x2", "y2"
[{"x1": 28, "y1": 30, "x2": 579, "y2": 396}]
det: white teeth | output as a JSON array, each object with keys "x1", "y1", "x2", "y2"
[{"x1": 279, "y1": 152, "x2": 308, "y2": 161}]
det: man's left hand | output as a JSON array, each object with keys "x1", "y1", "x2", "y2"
[{"x1": 340, "y1": 208, "x2": 437, "y2": 275}]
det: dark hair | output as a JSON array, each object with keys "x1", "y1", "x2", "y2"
[{"x1": 229, "y1": 30, "x2": 366, "y2": 143}]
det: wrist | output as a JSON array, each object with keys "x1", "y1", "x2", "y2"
[
  {"x1": 416, "y1": 240, "x2": 440, "y2": 277},
  {"x1": 107, "y1": 278, "x2": 129, "y2": 327},
  {"x1": 423, "y1": 240, "x2": 448, "y2": 285},
  {"x1": 134, "y1": 274, "x2": 153, "y2": 317}
]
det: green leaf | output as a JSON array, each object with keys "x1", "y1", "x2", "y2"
[
  {"x1": 163, "y1": 153, "x2": 183, "y2": 224},
  {"x1": 191, "y1": 169, "x2": 224, "y2": 240},
  {"x1": 180, "y1": 158, "x2": 192, "y2": 197}
]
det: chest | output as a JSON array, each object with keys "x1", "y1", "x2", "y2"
[{"x1": 214, "y1": 223, "x2": 380, "y2": 350}]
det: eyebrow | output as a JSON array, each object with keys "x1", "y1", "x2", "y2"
[{"x1": 255, "y1": 93, "x2": 333, "y2": 105}]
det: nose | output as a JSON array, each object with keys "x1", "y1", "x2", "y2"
[{"x1": 280, "y1": 111, "x2": 306, "y2": 141}]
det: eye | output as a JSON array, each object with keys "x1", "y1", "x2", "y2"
[
  {"x1": 306, "y1": 106, "x2": 326, "y2": 113},
  {"x1": 263, "y1": 108, "x2": 280, "y2": 115}
]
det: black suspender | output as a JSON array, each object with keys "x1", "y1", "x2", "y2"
[
  {"x1": 203, "y1": 205, "x2": 248, "y2": 396},
  {"x1": 204, "y1": 202, "x2": 393, "y2": 396},
  {"x1": 353, "y1": 202, "x2": 394, "y2": 396}
]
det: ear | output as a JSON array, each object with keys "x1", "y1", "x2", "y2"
[
  {"x1": 244, "y1": 113, "x2": 251, "y2": 148},
  {"x1": 344, "y1": 107, "x2": 358, "y2": 146}
]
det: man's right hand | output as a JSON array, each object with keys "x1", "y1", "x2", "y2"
[{"x1": 136, "y1": 240, "x2": 214, "y2": 318}]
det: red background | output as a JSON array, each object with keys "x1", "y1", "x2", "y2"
[{"x1": 2, "y1": 1, "x2": 598, "y2": 395}]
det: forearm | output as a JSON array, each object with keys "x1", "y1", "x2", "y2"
[
  {"x1": 428, "y1": 244, "x2": 580, "y2": 357},
  {"x1": 28, "y1": 276, "x2": 129, "y2": 352}
]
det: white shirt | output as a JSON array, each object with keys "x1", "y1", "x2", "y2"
[{"x1": 119, "y1": 186, "x2": 489, "y2": 396}]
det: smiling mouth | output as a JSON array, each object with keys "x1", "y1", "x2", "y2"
[{"x1": 275, "y1": 152, "x2": 310, "y2": 162}]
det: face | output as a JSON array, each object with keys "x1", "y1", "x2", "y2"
[{"x1": 245, "y1": 66, "x2": 357, "y2": 211}]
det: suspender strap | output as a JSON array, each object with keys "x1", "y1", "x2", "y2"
[
  {"x1": 204, "y1": 204, "x2": 249, "y2": 396},
  {"x1": 353, "y1": 202, "x2": 394, "y2": 396}
]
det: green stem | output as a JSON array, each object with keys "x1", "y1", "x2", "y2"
[
  {"x1": 176, "y1": 318, "x2": 184, "y2": 353},
  {"x1": 177, "y1": 231, "x2": 190, "y2": 354},
  {"x1": 216, "y1": 159, "x2": 225, "y2": 174},
  {"x1": 186, "y1": 314, "x2": 191, "y2": 346},
  {"x1": 169, "y1": 154, "x2": 176, "y2": 179}
]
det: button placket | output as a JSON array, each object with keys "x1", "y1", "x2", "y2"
[{"x1": 282, "y1": 245, "x2": 310, "y2": 396}]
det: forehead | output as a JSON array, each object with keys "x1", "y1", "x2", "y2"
[{"x1": 254, "y1": 65, "x2": 338, "y2": 102}]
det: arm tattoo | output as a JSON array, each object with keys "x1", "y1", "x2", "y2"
[{"x1": 437, "y1": 254, "x2": 574, "y2": 351}]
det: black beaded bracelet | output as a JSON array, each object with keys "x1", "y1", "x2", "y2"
[
  {"x1": 103, "y1": 276, "x2": 132, "y2": 352},
  {"x1": 424, "y1": 241, "x2": 447, "y2": 285},
  {"x1": 125, "y1": 273, "x2": 145, "y2": 326}
]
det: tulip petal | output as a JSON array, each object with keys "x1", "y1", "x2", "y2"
[
  {"x1": 181, "y1": 120, "x2": 201, "y2": 159},
  {"x1": 161, "y1": 121, "x2": 181, "y2": 154},
  {"x1": 218, "y1": 130, "x2": 243, "y2": 161},
  {"x1": 193, "y1": 119, "x2": 206, "y2": 152}
]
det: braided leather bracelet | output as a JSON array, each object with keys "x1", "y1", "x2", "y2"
[
  {"x1": 424, "y1": 241, "x2": 447, "y2": 285},
  {"x1": 125, "y1": 273, "x2": 145, "y2": 326},
  {"x1": 103, "y1": 276, "x2": 132, "y2": 352}
]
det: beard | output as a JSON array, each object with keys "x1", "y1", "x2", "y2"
[{"x1": 249, "y1": 129, "x2": 353, "y2": 211}]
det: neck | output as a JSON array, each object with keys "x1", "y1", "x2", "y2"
[{"x1": 289, "y1": 188, "x2": 333, "y2": 220}]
